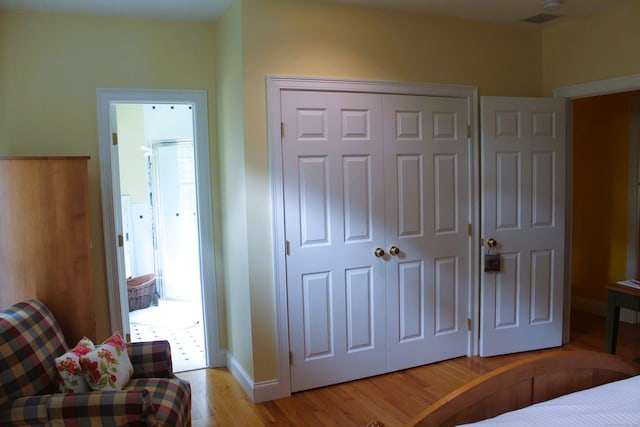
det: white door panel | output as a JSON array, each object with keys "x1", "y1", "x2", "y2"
[
  {"x1": 284, "y1": 90, "x2": 471, "y2": 391},
  {"x1": 480, "y1": 96, "x2": 565, "y2": 357},
  {"x1": 283, "y1": 90, "x2": 387, "y2": 392},
  {"x1": 384, "y1": 95, "x2": 470, "y2": 370}
]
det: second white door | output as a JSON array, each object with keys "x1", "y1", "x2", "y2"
[
  {"x1": 480, "y1": 96, "x2": 566, "y2": 356},
  {"x1": 283, "y1": 90, "x2": 471, "y2": 392}
]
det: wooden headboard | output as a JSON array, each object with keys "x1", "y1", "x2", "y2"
[{"x1": 405, "y1": 350, "x2": 640, "y2": 427}]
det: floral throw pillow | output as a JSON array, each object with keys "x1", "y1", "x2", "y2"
[
  {"x1": 79, "y1": 333, "x2": 133, "y2": 391},
  {"x1": 55, "y1": 337, "x2": 95, "y2": 393}
]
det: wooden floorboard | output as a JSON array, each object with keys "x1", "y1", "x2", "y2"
[{"x1": 177, "y1": 310, "x2": 640, "y2": 426}]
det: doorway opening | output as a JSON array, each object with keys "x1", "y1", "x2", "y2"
[
  {"x1": 117, "y1": 103, "x2": 205, "y2": 371},
  {"x1": 97, "y1": 88, "x2": 223, "y2": 373}
]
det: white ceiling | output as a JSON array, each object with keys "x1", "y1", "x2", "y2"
[{"x1": 0, "y1": 0, "x2": 632, "y2": 25}]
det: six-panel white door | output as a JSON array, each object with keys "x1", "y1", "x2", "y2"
[
  {"x1": 384, "y1": 95, "x2": 470, "y2": 371},
  {"x1": 282, "y1": 91, "x2": 387, "y2": 392},
  {"x1": 282, "y1": 90, "x2": 471, "y2": 392},
  {"x1": 480, "y1": 96, "x2": 566, "y2": 356}
]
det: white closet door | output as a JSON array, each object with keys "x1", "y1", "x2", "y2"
[
  {"x1": 480, "y1": 96, "x2": 566, "y2": 356},
  {"x1": 283, "y1": 90, "x2": 472, "y2": 392},
  {"x1": 384, "y1": 95, "x2": 470, "y2": 370},
  {"x1": 282, "y1": 90, "x2": 387, "y2": 392}
]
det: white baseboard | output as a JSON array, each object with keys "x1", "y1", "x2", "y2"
[
  {"x1": 571, "y1": 296, "x2": 639, "y2": 324},
  {"x1": 253, "y1": 379, "x2": 282, "y2": 403},
  {"x1": 225, "y1": 353, "x2": 254, "y2": 399},
  {"x1": 225, "y1": 352, "x2": 285, "y2": 403}
]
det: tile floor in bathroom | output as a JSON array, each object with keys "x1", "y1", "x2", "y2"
[{"x1": 128, "y1": 299, "x2": 206, "y2": 372}]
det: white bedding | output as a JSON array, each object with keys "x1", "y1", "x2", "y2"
[{"x1": 458, "y1": 375, "x2": 640, "y2": 426}]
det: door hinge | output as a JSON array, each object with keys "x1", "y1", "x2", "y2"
[
  {"x1": 281, "y1": 122, "x2": 285, "y2": 139},
  {"x1": 467, "y1": 224, "x2": 472, "y2": 236},
  {"x1": 112, "y1": 132, "x2": 118, "y2": 146},
  {"x1": 467, "y1": 318, "x2": 472, "y2": 331},
  {"x1": 118, "y1": 234, "x2": 124, "y2": 247},
  {"x1": 467, "y1": 125, "x2": 471, "y2": 138},
  {"x1": 289, "y1": 351, "x2": 293, "y2": 365},
  {"x1": 285, "y1": 240, "x2": 290, "y2": 256}
]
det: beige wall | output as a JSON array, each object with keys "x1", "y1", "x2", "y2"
[
  {"x1": 0, "y1": 9, "x2": 217, "y2": 340},
  {"x1": 542, "y1": 0, "x2": 640, "y2": 310},
  {"x1": 237, "y1": 0, "x2": 544, "y2": 381},
  {"x1": 0, "y1": 9, "x2": 5, "y2": 156},
  {"x1": 6, "y1": 0, "x2": 638, "y2": 390},
  {"x1": 116, "y1": 104, "x2": 147, "y2": 204},
  {"x1": 0, "y1": 0, "x2": 545, "y2": 387},
  {"x1": 543, "y1": 0, "x2": 640, "y2": 94},
  {"x1": 215, "y1": 1, "x2": 253, "y2": 377}
]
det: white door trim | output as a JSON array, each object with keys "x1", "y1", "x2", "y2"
[
  {"x1": 266, "y1": 75, "x2": 479, "y2": 399},
  {"x1": 96, "y1": 88, "x2": 224, "y2": 367},
  {"x1": 553, "y1": 73, "x2": 640, "y2": 99},
  {"x1": 628, "y1": 96, "x2": 640, "y2": 281},
  {"x1": 554, "y1": 73, "x2": 640, "y2": 328},
  {"x1": 628, "y1": 97, "x2": 640, "y2": 324}
]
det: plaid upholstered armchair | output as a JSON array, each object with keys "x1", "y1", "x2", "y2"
[{"x1": 0, "y1": 299, "x2": 191, "y2": 426}]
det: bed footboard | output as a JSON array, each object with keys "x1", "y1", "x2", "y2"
[{"x1": 405, "y1": 350, "x2": 639, "y2": 427}]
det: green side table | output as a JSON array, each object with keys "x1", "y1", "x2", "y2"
[{"x1": 605, "y1": 283, "x2": 640, "y2": 354}]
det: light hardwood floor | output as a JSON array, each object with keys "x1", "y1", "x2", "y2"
[{"x1": 177, "y1": 310, "x2": 640, "y2": 426}]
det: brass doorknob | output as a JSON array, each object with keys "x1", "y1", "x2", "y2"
[
  {"x1": 487, "y1": 238, "x2": 497, "y2": 248},
  {"x1": 389, "y1": 246, "x2": 400, "y2": 256},
  {"x1": 374, "y1": 248, "x2": 385, "y2": 258}
]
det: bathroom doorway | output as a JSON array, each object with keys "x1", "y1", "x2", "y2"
[
  {"x1": 116, "y1": 102, "x2": 205, "y2": 372},
  {"x1": 97, "y1": 88, "x2": 223, "y2": 373}
]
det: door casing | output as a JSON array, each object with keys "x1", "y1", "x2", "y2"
[
  {"x1": 96, "y1": 88, "x2": 225, "y2": 368},
  {"x1": 267, "y1": 76, "x2": 480, "y2": 399},
  {"x1": 554, "y1": 74, "x2": 640, "y2": 329}
]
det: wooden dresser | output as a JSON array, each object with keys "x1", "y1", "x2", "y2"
[{"x1": 0, "y1": 157, "x2": 94, "y2": 344}]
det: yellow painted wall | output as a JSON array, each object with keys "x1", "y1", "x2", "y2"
[
  {"x1": 542, "y1": 0, "x2": 640, "y2": 94},
  {"x1": 0, "y1": 9, "x2": 5, "y2": 156},
  {"x1": 237, "y1": 0, "x2": 544, "y2": 381},
  {"x1": 215, "y1": 1, "x2": 253, "y2": 377},
  {"x1": 572, "y1": 93, "x2": 632, "y2": 302},
  {"x1": 542, "y1": 0, "x2": 640, "y2": 307},
  {"x1": 0, "y1": 9, "x2": 217, "y2": 341},
  {"x1": 6, "y1": 0, "x2": 636, "y2": 391},
  {"x1": 116, "y1": 104, "x2": 147, "y2": 204}
]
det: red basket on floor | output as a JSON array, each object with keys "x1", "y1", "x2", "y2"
[{"x1": 127, "y1": 274, "x2": 157, "y2": 312}]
